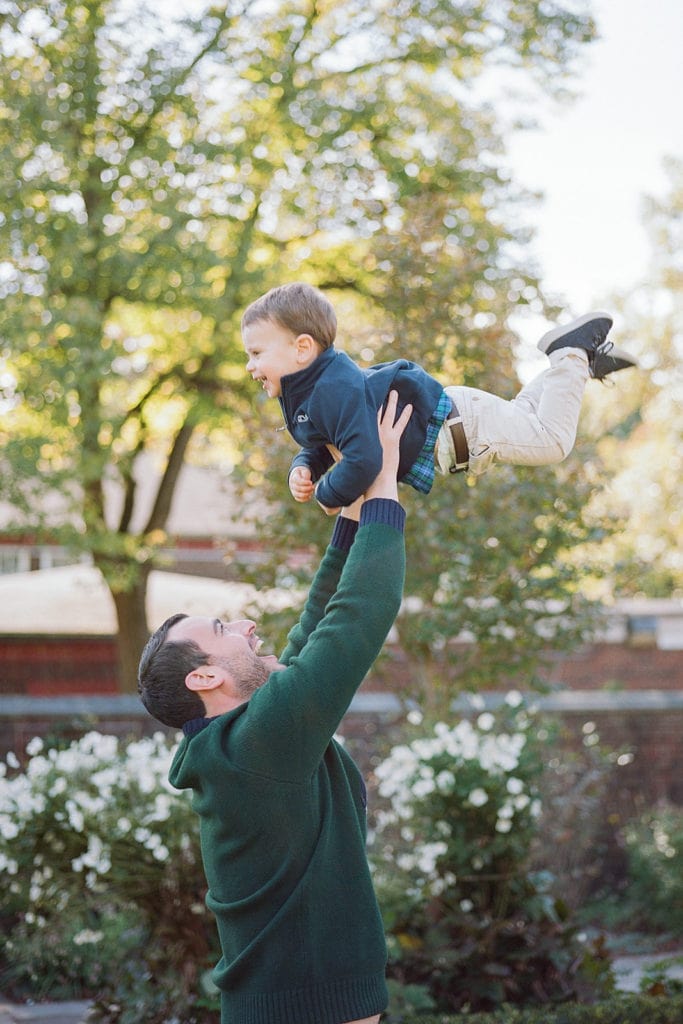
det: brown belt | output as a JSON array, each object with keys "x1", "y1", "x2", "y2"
[{"x1": 446, "y1": 397, "x2": 469, "y2": 473}]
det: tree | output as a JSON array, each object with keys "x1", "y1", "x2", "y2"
[
  {"x1": 0, "y1": 0, "x2": 596, "y2": 689},
  {"x1": 579, "y1": 157, "x2": 683, "y2": 597}
]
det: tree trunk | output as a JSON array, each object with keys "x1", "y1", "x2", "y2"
[{"x1": 111, "y1": 570, "x2": 152, "y2": 694}]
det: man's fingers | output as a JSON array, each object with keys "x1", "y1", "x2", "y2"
[
  {"x1": 378, "y1": 390, "x2": 412, "y2": 435},
  {"x1": 378, "y1": 389, "x2": 398, "y2": 426},
  {"x1": 394, "y1": 401, "x2": 413, "y2": 433}
]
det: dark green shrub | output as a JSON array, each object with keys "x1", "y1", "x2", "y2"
[{"x1": 403, "y1": 992, "x2": 683, "y2": 1023}]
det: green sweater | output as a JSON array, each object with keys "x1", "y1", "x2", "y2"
[{"x1": 169, "y1": 498, "x2": 406, "y2": 1024}]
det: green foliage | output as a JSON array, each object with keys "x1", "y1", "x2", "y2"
[
  {"x1": 400, "y1": 993, "x2": 683, "y2": 1024},
  {"x1": 370, "y1": 701, "x2": 614, "y2": 1014},
  {"x1": 529, "y1": 719, "x2": 631, "y2": 914},
  {"x1": 0, "y1": 732, "x2": 219, "y2": 1022},
  {"x1": 639, "y1": 957, "x2": 683, "y2": 998},
  {"x1": 600, "y1": 804, "x2": 683, "y2": 937}
]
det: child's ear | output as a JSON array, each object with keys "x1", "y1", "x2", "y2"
[{"x1": 295, "y1": 333, "x2": 320, "y2": 364}]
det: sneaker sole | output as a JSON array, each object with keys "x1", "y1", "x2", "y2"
[{"x1": 538, "y1": 310, "x2": 613, "y2": 354}]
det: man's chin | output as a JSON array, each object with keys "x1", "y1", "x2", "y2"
[{"x1": 262, "y1": 654, "x2": 285, "y2": 672}]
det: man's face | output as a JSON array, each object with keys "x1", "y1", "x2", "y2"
[
  {"x1": 242, "y1": 319, "x2": 301, "y2": 399},
  {"x1": 168, "y1": 616, "x2": 284, "y2": 700}
]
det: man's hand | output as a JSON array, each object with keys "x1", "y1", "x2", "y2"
[
  {"x1": 289, "y1": 466, "x2": 315, "y2": 503},
  {"x1": 365, "y1": 390, "x2": 412, "y2": 504}
]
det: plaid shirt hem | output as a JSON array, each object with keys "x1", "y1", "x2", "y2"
[{"x1": 402, "y1": 389, "x2": 449, "y2": 495}]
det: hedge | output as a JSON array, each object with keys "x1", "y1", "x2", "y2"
[{"x1": 403, "y1": 993, "x2": 683, "y2": 1024}]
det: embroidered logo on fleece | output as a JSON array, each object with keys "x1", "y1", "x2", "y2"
[{"x1": 297, "y1": 413, "x2": 309, "y2": 423}]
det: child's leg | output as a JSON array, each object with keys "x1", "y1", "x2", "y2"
[{"x1": 442, "y1": 348, "x2": 589, "y2": 475}]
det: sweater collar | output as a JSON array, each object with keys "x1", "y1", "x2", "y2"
[
  {"x1": 182, "y1": 716, "x2": 212, "y2": 737},
  {"x1": 279, "y1": 346, "x2": 338, "y2": 414}
]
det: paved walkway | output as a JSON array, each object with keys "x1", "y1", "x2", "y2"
[
  {"x1": 0, "y1": 1002, "x2": 91, "y2": 1024},
  {"x1": 2, "y1": 953, "x2": 682, "y2": 1022}
]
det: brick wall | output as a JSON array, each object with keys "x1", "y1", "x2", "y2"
[
  {"x1": 0, "y1": 636, "x2": 119, "y2": 695},
  {"x1": 1, "y1": 633, "x2": 681, "y2": 806}
]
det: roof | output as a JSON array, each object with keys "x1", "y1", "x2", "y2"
[{"x1": 0, "y1": 564, "x2": 295, "y2": 636}]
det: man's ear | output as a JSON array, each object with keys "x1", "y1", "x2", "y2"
[
  {"x1": 185, "y1": 664, "x2": 229, "y2": 693},
  {"x1": 295, "y1": 333, "x2": 320, "y2": 364}
]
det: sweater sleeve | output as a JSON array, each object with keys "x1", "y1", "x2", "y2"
[
  {"x1": 279, "y1": 516, "x2": 358, "y2": 665},
  {"x1": 230, "y1": 500, "x2": 406, "y2": 781},
  {"x1": 289, "y1": 445, "x2": 335, "y2": 484}
]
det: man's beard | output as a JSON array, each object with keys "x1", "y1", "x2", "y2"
[{"x1": 216, "y1": 651, "x2": 271, "y2": 701}]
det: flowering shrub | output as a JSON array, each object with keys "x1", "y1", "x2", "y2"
[
  {"x1": 370, "y1": 694, "x2": 611, "y2": 1014},
  {"x1": 0, "y1": 731, "x2": 218, "y2": 1023}
]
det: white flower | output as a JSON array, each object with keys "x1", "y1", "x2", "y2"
[
  {"x1": 496, "y1": 818, "x2": 513, "y2": 833},
  {"x1": 26, "y1": 737, "x2": 44, "y2": 757},
  {"x1": 505, "y1": 690, "x2": 523, "y2": 708},
  {"x1": 397, "y1": 853, "x2": 416, "y2": 872},
  {"x1": 6, "y1": 752, "x2": 19, "y2": 769},
  {"x1": 0, "y1": 816, "x2": 19, "y2": 840},
  {"x1": 416, "y1": 841, "x2": 447, "y2": 874},
  {"x1": 73, "y1": 929, "x2": 104, "y2": 946},
  {"x1": 468, "y1": 788, "x2": 488, "y2": 807},
  {"x1": 436, "y1": 770, "x2": 455, "y2": 792},
  {"x1": 506, "y1": 777, "x2": 525, "y2": 795},
  {"x1": 477, "y1": 713, "x2": 495, "y2": 732},
  {"x1": 412, "y1": 777, "x2": 435, "y2": 799},
  {"x1": 467, "y1": 694, "x2": 486, "y2": 711},
  {"x1": 406, "y1": 709, "x2": 423, "y2": 725},
  {"x1": 460, "y1": 898, "x2": 474, "y2": 913},
  {"x1": 0, "y1": 853, "x2": 18, "y2": 875}
]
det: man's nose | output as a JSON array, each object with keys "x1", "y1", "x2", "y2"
[{"x1": 226, "y1": 619, "x2": 256, "y2": 636}]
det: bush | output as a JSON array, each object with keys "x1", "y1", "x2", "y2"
[
  {"x1": 403, "y1": 992, "x2": 683, "y2": 1023},
  {"x1": 579, "y1": 802, "x2": 683, "y2": 940},
  {"x1": 620, "y1": 804, "x2": 683, "y2": 936},
  {"x1": 0, "y1": 732, "x2": 219, "y2": 1022},
  {"x1": 371, "y1": 696, "x2": 613, "y2": 1014}
]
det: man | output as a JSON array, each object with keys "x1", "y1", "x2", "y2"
[{"x1": 138, "y1": 392, "x2": 411, "y2": 1024}]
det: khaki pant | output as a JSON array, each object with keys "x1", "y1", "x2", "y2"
[{"x1": 441, "y1": 348, "x2": 589, "y2": 476}]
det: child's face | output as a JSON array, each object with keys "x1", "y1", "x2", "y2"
[{"x1": 243, "y1": 319, "x2": 302, "y2": 399}]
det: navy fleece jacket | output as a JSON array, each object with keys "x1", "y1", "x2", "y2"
[{"x1": 279, "y1": 347, "x2": 444, "y2": 508}]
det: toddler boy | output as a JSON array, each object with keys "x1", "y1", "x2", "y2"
[{"x1": 241, "y1": 282, "x2": 636, "y2": 513}]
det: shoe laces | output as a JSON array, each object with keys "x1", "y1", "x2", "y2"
[
  {"x1": 596, "y1": 338, "x2": 614, "y2": 357},
  {"x1": 590, "y1": 338, "x2": 616, "y2": 384}
]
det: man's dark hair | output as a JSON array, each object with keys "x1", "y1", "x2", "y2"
[{"x1": 138, "y1": 613, "x2": 208, "y2": 728}]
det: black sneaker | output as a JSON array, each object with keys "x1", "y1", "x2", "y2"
[
  {"x1": 537, "y1": 311, "x2": 635, "y2": 379},
  {"x1": 537, "y1": 311, "x2": 614, "y2": 358},
  {"x1": 590, "y1": 342, "x2": 638, "y2": 380}
]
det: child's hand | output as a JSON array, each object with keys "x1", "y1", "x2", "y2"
[{"x1": 289, "y1": 466, "x2": 315, "y2": 503}]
